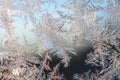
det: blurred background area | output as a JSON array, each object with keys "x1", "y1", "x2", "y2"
[{"x1": 0, "y1": 0, "x2": 120, "y2": 53}]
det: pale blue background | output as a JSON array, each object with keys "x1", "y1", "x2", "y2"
[{"x1": 0, "y1": 0, "x2": 115, "y2": 47}]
